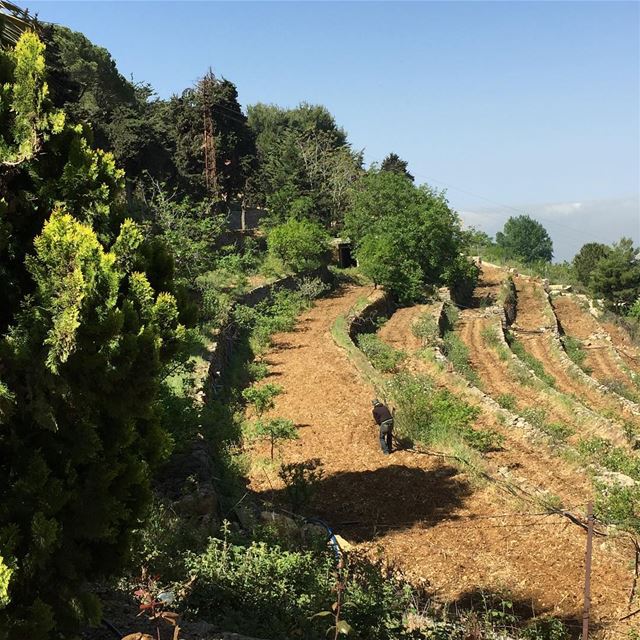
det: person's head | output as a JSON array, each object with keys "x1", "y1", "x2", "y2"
[{"x1": 372, "y1": 398, "x2": 382, "y2": 407}]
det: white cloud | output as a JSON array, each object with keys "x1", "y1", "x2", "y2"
[{"x1": 459, "y1": 196, "x2": 640, "y2": 262}]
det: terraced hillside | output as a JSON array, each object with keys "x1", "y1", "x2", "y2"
[
  {"x1": 512, "y1": 277, "x2": 640, "y2": 430},
  {"x1": 241, "y1": 273, "x2": 640, "y2": 638},
  {"x1": 456, "y1": 267, "x2": 630, "y2": 449},
  {"x1": 553, "y1": 293, "x2": 640, "y2": 401}
]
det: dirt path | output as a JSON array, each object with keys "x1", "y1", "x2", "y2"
[
  {"x1": 513, "y1": 279, "x2": 640, "y2": 435},
  {"x1": 245, "y1": 284, "x2": 636, "y2": 633}
]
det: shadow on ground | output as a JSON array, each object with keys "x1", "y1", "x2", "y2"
[{"x1": 259, "y1": 463, "x2": 473, "y2": 542}]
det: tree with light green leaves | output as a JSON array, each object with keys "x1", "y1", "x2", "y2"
[
  {"x1": 0, "y1": 32, "x2": 184, "y2": 639},
  {"x1": 267, "y1": 217, "x2": 330, "y2": 274}
]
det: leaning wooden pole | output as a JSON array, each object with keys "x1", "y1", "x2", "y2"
[{"x1": 582, "y1": 501, "x2": 594, "y2": 640}]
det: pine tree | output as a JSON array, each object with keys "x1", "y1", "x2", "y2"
[{"x1": 0, "y1": 33, "x2": 183, "y2": 638}]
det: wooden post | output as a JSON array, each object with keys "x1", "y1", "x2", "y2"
[{"x1": 582, "y1": 501, "x2": 594, "y2": 640}]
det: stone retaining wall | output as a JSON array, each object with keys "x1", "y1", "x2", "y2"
[
  {"x1": 202, "y1": 267, "x2": 333, "y2": 401},
  {"x1": 544, "y1": 291, "x2": 640, "y2": 418}
]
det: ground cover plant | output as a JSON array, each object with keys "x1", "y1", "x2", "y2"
[
  {"x1": 506, "y1": 332, "x2": 557, "y2": 387},
  {"x1": 389, "y1": 372, "x2": 503, "y2": 456},
  {"x1": 560, "y1": 335, "x2": 592, "y2": 374},
  {"x1": 442, "y1": 331, "x2": 482, "y2": 387},
  {"x1": 357, "y1": 333, "x2": 406, "y2": 372}
]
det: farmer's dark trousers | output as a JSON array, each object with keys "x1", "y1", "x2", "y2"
[{"x1": 379, "y1": 420, "x2": 393, "y2": 454}]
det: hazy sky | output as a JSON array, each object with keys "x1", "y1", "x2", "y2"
[{"x1": 25, "y1": 0, "x2": 640, "y2": 261}]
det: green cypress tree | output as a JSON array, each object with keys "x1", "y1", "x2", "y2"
[{"x1": 0, "y1": 33, "x2": 183, "y2": 638}]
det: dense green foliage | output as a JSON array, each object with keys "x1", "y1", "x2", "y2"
[
  {"x1": 380, "y1": 152, "x2": 414, "y2": 182},
  {"x1": 42, "y1": 25, "x2": 256, "y2": 203},
  {"x1": 589, "y1": 237, "x2": 640, "y2": 311},
  {"x1": 572, "y1": 242, "x2": 611, "y2": 288},
  {"x1": 495, "y1": 215, "x2": 553, "y2": 264},
  {"x1": 185, "y1": 532, "x2": 418, "y2": 640},
  {"x1": 0, "y1": 33, "x2": 184, "y2": 638},
  {"x1": 345, "y1": 171, "x2": 469, "y2": 302},
  {"x1": 247, "y1": 102, "x2": 362, "y2": 224},
  {"x1": 267, "y1": 217, "x2": 330, "y2": 273}
]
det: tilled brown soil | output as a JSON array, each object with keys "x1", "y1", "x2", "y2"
[
  {"x1": 245, "y1": 284, "x2": 637, "y2": 635},
  {"x1": 513, "y1": 279, "x2": 640, "y2": 436},
  {"x1": 554, "y1": 296, "x2": 638, "y2": 389},
  {"x1": 603, "y1": 321, "x2": 640, "y2": 377},
  {"x1": 378, "y1": 303, "x2": 591, "y2": 510}
]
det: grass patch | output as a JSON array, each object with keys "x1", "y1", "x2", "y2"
[
  {"x1": 389, "y1": 372, "x2": 502, "y2": 455},
  {"x1": 594, "y1": 482, "x2": 640, "y2": 533},
  {"x1": 577, "y1": 437, "x2": 640, "y2": 478},
  {"x1": 519, "y1": 408, "x2": 573, "y2": 442},
  {"x1": 601, "y1": 378, "x2": 640, "y2": 403},
  {"x1": 506, "y1": 333, "x2": 556, "y2": 387},
  {"x1": 561, "y1": 335, "x2": 592, "y2": 374},
  {"x1": 540, "y1": 422, "x2": 574, "y2": 442},
  {"x1": 442, "y1": 332, "x2": 481, "y2": 387},
  {"x1": 481, "y1": 325, "x2": 501, "y2": 348},
  {"x1": 357, "y1": 333, "x2": 406, "y2": 372},
  {"x1": 497, "y1": 393, "x2": 517, "y2": 411}
]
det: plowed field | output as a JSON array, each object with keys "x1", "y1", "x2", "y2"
[{"x1": 244, "y1": 282, "x2": 637, "y2": 636}]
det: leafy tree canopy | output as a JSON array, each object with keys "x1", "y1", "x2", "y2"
[
  {"x1": 345, "y1": 170, "x2": 469, "y2": 301},
  {"x1": 164, "y1": 71, "x2": 256, "y2": 202},
  {"x1": 495, "y1": 214, "x2": 553, "y2": 264},
  {"x1": 246, "y1": 102, "x2": 362, "y2": 226}
]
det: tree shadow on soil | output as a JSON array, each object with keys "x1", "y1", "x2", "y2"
[{"x1": 259, "y1": 464, "x2": 472, "y2": 542}]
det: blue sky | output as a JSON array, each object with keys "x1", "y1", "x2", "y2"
[{"x1": 25, "y1": 1, "x2": 640, "y2": 260}]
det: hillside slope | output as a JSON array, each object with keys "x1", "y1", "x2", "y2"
[{"x1": 244, "y1": 281, "x2": 637, "y2": 636}]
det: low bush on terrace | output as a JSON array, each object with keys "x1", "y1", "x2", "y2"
[
  {"x1": 560, "y1": 335, "x2": 592, "y2": 374},
  {"x1": 442, "y1": 332, "x2": 481, "y2": 386},
  {"x1": 389, "y1": 373, "x2": 502, "y2": 453},
  {"x1": 184, "y1": 532, "x2": 414, "y2": 640},
  {"x1": 267, "y1": 217, "x2": 330, "y2": 274},
  {"x1": 576, "y1": 437, "x2": 640, "y2": 532},
  {"x1": 412, "y1": 311, "x2": 439, "y2": 346},
  {"x1": 357, "y1": 333, "x2": 406, "y2": 372},
  {"x1": 234, "y1": 288, "x2": 311, "y2": 353}
]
